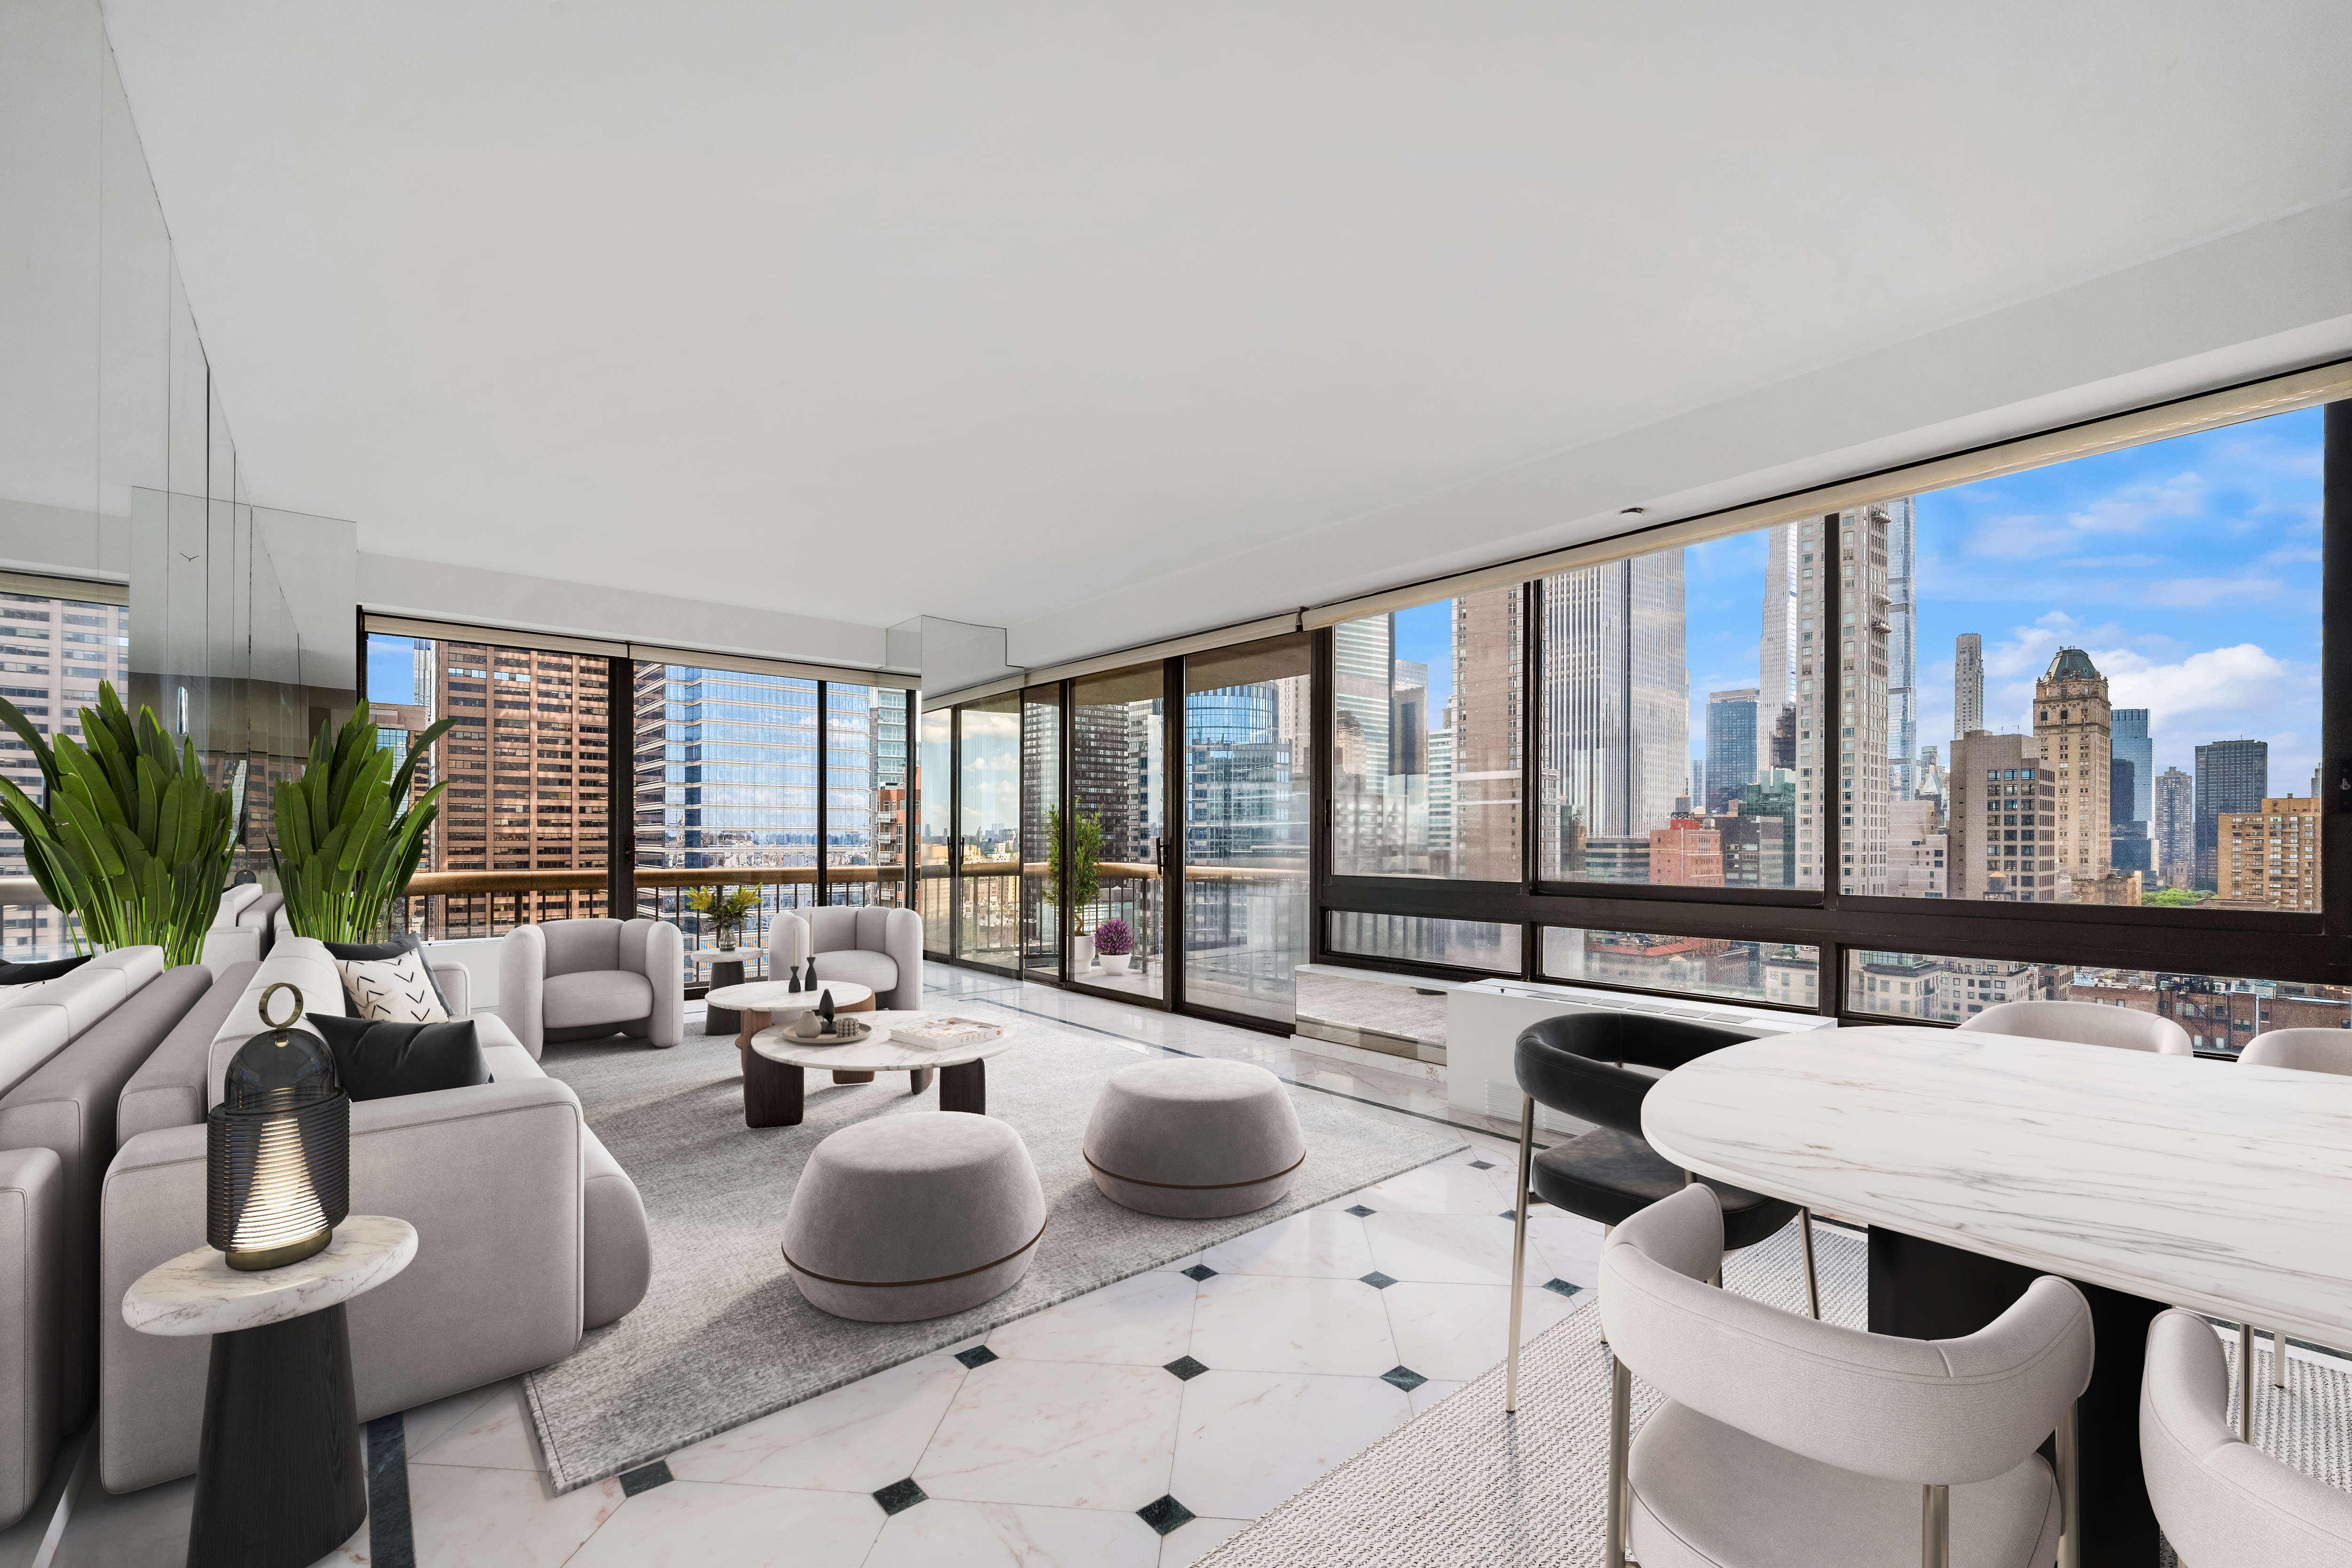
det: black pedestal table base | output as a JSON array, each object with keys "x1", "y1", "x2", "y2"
[
  {"x1": 189, "y1": 1302, "x2": 366, "y2": 1568},
  {"x1": 703, "y1": 958, "x2": 747, "y2": 1035},
  {"x1": 1869, "y1": 1226, "x2": 2163, "y2": 1568}
]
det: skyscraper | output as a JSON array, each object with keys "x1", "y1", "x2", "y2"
[
  {"x1": 1331, "y1": 615, "x2": 1393, "y2": 784},
  {"x1": 1954, "y1": 633, "x2": 1984, "y2": 739},
  {"x1": 1759, "y1": 521, "x2": 1800, "y2": 719},
  {"x1": 2111, "y1": 708, "x2": 2153, "y2": 823},
  {"x1": 2034, "y1": 647, "x2": 2111, "y2": 892},
  {"x1": 2193, "y1": 740, "x2": 2268, "y2": 891},
  {"x1": 2153, "y1": 766, "x2": 2194, "y2": 887},
  {"x1": 1541, "y1": 553, "x2": 1686, "y2": 860},
  {"x1": 1704, "y1": 689, "x2": 1760, "y2": 812},
  {"x1": 1949, "y1": 732, "x2": 2052, "y2": 900},
  {"x1": 1883, "y1": 497, "x2": 1918, "y2": 798},
  {"x1": 1809, "y1": 505, "x2": 1895, "y2": 895},
  {"x1": 1451, "y1": 586, "x2": 1524, "y2": 880}
]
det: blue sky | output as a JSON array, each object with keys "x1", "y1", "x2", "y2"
[
  {"x1": 367, "y1": 634, "x2": 420, "y2": 705},
  {"x1": 1686, "y1": 405, "x2": 2324, "y2": 796}
]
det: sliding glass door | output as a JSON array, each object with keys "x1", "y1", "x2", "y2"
[
  {"x1": 1182, "y1": 635, "x2": 1312, "y2": 1025},
  {"x1": 957, "y1": 693, "x2": 1022, "y2": 970},
  {"x1": 1069, "y1": 663, "x2": 1166, "y2": 1000}
]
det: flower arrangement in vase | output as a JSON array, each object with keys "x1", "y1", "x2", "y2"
[{"x1": 1093, "y1": 917, "x2": 1135, "y2": 977}]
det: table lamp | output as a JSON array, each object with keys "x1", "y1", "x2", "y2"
[{"x1": 207, "y1": 983, "x2": 351, "y2": 1271}]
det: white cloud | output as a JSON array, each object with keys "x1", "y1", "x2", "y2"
[{"x1": 2066, "y1": 473, "x2": 2205, "y2": 534}]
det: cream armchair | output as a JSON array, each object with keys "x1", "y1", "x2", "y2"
[
  {"x1": 501, "y1": 916, "x2": 685, "y2": 1055},
  {"x1": 768, "y1": 906, "x2": 923, "y2": 1011}
]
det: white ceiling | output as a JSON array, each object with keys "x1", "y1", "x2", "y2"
[{"x1": 99, "y1": 1, "x2": 2352, "y2": 667}]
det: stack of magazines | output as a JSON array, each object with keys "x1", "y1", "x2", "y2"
[{"x1": 890, "y1": 1015, "x2": 1002, "y2": 1048}]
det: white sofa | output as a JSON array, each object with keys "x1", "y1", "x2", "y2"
[
  {"x1": 197, "y1": 883, "x2": 283, "y2": 970},
  {"x1": 501, "y1": 916, "x2": 685, "y2": 1053},
  {"x1": 768, "y1": 906, "x2": 924, "y2": 1011},
  {"x1": 0, "y1": 945, "x2": 184, "y2": 1529},
  {"x1": 98, "y1": 935, "x2": 652, "y2": 1494}
]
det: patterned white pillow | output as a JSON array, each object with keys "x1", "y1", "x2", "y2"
[{"x1": 336, "y1": 951, "x2": 450, "y2": 1023}]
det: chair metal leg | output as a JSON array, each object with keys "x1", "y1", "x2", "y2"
[
  {"x1": 1606, "y1": 1354, "x2": 1631, "y2": 1568},
  {"x1": 1799, "y1": 1207, "x2": 1821, "y2": 1321},
  {"x1": 2057, "y1": 1401, "x2": 2080, "y2": 1568},
  {"x1": 2238, "y1": 1321, "x2": 2254, "y2": 1442},
  {"x1": 2273, "y1": 1327, "x2": 2288, "y2": 1387},
  {"x1": 1505, "y1": 1095, "x2": 1535, "y2": 1413},
  {"x1": 1921, "y1": 1483, "x2": 1949, "y2": 1568}
]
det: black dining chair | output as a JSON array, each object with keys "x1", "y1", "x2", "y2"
[{"x1": 1504, "y1": 1010, "x2": 1822, "y2": 1411}]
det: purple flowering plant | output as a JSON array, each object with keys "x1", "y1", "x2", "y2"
[{"x1": 1093, "y1": 917, "x2": 1134, "y2": 956}]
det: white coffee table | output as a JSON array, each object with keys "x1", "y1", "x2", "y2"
[{"x1": 745, "y1": 1010, "x2": 1018, "y2": 1126}]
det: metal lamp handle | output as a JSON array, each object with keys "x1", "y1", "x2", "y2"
[{"x1": 258, "y1": 982, "x2": 306, "y2": 1030}]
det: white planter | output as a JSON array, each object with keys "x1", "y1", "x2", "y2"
[
  {"x1": 1073, "y1": 933, "x2": 1095, "y2": 972},
  {"x1": 1100, "y1": 952, "x2": 1131, "y2": 976}
]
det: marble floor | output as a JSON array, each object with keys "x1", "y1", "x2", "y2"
[{"x1": 28, "y1": 969, "x2": 1574, "y2": 1568}]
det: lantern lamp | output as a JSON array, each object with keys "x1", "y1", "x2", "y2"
[{"x1": 207, "y1": 982, "x2": 350, "y2": 1271}]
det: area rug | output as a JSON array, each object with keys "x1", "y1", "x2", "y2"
[
  {"x1": 1193, "y1": 1215, "x2": 2349, "y2": 1567},
  {"x1": 521, "y1": 1008, "x2": 1465, "y2": 1492}
]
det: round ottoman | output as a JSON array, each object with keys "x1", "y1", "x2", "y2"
[
  {"x1": 1083, "y1": 1059, "x2": 1306, "y2": 1218},
  {"x1": 782, "y1": 1113, "x2": 1046, "y2": 1322}
]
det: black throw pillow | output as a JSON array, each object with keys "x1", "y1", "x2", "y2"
[
  {"x1": 322, "y1": 933, "x2": 456, "y2": 1018},
  {"x1": 308, "y1": 1015, "x2": 491, "y2": 1102},
  {"x1": 0, "y1": 953, "x2": 95, "y2": 985}
]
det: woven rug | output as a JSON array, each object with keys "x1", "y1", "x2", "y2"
[
  {"x1": 1194, "y1": 1215, "x2": 2352, "y2": 1567},
  {"x1": 521, "y1": 1007, "x2": 1464, "y2": 1492}
]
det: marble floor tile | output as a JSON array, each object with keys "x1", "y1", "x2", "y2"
[
  {"x1": 1169, "y1": 1370, "x2": 1411, "y2": 1520},
  {"x1": 1527, "y1": 1212, "x2": 1607, "y2": 1288},
  {"x1": 866, "y1": 1498, "x2": 1164, "y2": 1568},
  {"x1": 913, "y1": 1359, "x2": 1180, "y2": 1512},
  {"x1": 1361, "y1": 1210, "x2": 1524, "y2": 1286},
  {"x1": 987, "y1": 1270, "x2": 1200, "y2": 1367},
  {"x1": 1160, "y1": 1513, "x2": 1254, "y2": 1568},
  {"x1": 1335, "y1": 1158, "x2": 1519, "y2": 1216},
  {"x1": 665, "y1": 1353, "x2": 966, "y2": 1492},
  {"x1": 565, "y1": 1480, "x2": 881, "y2": 1567},
  {"x1": 406, "y1": 1381, "x2": 546, "y2": 1472},
  {"x1": 1407, "y1": 1378, "x2": 1467, "y2": 1417},
  {"x1": 403, "y1": 1465, "x2": 622, "y2": 1567},
  {"x1": 1381, "y1": 1280, "x2": 1585, "y2": 1383},
  {"x1": 1196, "y1": 1210, "x2": 1376, "y2": 1280},
  {"x1": 1187, "y1": 1273, "x2": 1398, "y2": 1377},
  {"x1": 397, "y1": 1378, "x2": 507, "y2": 1458}
]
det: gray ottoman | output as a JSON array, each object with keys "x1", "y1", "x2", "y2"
[
  {"x1": 782, "y1": 1112, "x2": 1047, "y2": 1322},
  {"x1": 1083, "y1": 1059, "x2": 1306, "y2": 1218}
]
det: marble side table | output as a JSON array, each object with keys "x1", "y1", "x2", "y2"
[
  {"x1": 687, "y1": 947, "x2": 753, "y2": 1035},
  {"x1": 123, "y1": 1215, "x2": 418, "y2": 1568}
]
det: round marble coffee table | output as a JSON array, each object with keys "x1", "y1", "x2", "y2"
[
  {"x1": 123, "y1": 1215, "x2": 417, "y2": 1568},
  {"x1": 709, "y1": 980, "x2": 879, "y2": 1126},
  {"x1": 746, "y1": 1010, "x2": 1020, "y2": 1126}
]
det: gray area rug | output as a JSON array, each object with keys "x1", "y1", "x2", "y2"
[
  {"x1": 1195, "y1": 1215, "x2": 2349, "y2": 1567},
  {"x1": 522, "y1": 1008, "x2": 1464, "y2": 1492}
]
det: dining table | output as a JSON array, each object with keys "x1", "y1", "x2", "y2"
[{"x1": 1641, "y1": 1023, "x2": 2352, "y2": 1568}]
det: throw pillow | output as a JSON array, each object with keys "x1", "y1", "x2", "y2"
[
  {"x1": 335, "y1": 950, "x2": 451, "y2": 1023},
  {"x1": 308, "y1": 1015, "x2": 489, "y2": 1101},
  {"x1": 0, "y1": 953, "x2": 95, "y2": 985},
  {"x1": 323, "y1": 934, "x2": 455, "y2": 1017}
]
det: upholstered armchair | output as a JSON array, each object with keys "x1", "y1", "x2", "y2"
[
  {"x1": 768, "y1": 906, "x2": 923, "y2": 1011},
  {"x1": 501, "y1": 917, "x2": 685, "y2": 1055}
]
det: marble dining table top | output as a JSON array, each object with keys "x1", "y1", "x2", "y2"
[
  {"x1": 1642, "y1": 1025, "x2": 2352, "y2": 1349},
  {"x1": 750, "y1": 1010, "x2": 1018, "y2": 1070}
]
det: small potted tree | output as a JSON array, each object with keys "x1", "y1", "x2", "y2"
[
  {"x1": 685, "y1": 885, "x2": 761, "y2": 951},
  {"x1": 1093, "y1": 917, "x2": 1134, "y2": 977},
  {"x1": 1044, "y1": 804, "x2": 1105, "y2": 971}
]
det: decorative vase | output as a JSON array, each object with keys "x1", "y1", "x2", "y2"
[
  {"x1": 1073, "y1": 933, "x2": 1095, "y2": 973},
  {"x1": 1101, "y1": 952, "x2": 1131, "y2": 977}
]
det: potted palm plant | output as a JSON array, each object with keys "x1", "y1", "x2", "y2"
[
  {"x1": 0, "y1": 684, "x2": 238, "y2": 965},
  {"x1": 270, "y1": 702, "x2": 455, "y2": 941},
  {"x1": 685, "y1": 885, "x2": 761, "y2": 950}
]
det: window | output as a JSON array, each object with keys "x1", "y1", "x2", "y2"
[
  {"x1": 1863, "y1": 406, "x2": 2323, "y2": 911},
  {"x1": 1845, "y1": 950, "x2": 2352, "y2": 1051},
  {"x1": 1333, "y1": 587, "x2": 1522, "y2": 880},
  {"x1": 1183, "y1": 635, "x2": 1312, "y2": 1024},
  {"x1": 1541, "y1": 929, "x2": 1819, "y2": 1009},
  {"x1": 957, "y1": 692, "x2": 1022, "y2": 969},
  {"x1": 1069, "y1": 664, "x2": 1166, "y2": 995},
  {"x1": 822, "y1": 683, "x2": 908, "y2": 907},
  {"x1": 0, "y1": 580, "x2": 129, "y2": 959},
  {"x1": 918, "y1": 705, "x2": 953, "y2": 954},
  {"x1": 1022, "y1": 685, "x2": 1061, "y2": 979},
  {"x1": 1328, "y1": 912, "x2": 1520, "y2": 973}
]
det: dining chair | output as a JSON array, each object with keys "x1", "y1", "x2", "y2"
[
  {"x1": 1600, "y1": 1185, "x2": 2090, "y2": 1568},
  {"x1": 1504, "y1": 1011, "x2": 1821, "y2": 1415},
  {"x1": 2234, "y1": 1027, "x2": 2352, "y2": 1399},
  {"x1": 1957, "y1": 998, "x2": 2193, "y2": 1055},
  {"x1": 2141, "y1": 1307, "x2": 2352, "y2": 1568}
]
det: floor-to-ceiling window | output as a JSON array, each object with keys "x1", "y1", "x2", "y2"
[
  {"x1": 1070, "y1": 663, "x2": 1166, "y2": 999},
  {"x1": 1182, "y1": 635, "x2": 1312, "y2": 1024},
  {"x1": 1022, "y1": 684, "x2": 1062, "y2": 980},
  {"x1": 0, "y1": 574, "x2": 132, "y2": 958},
  {"x1": 957, "y1": 692, "x2": 1022, "y2": 970},
  {"x1": 824, "y1": 683, "x2": 908, "y2": 907},
  {"x1": 918, "y1": 703, "x2": 953, "y2": 954}
]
